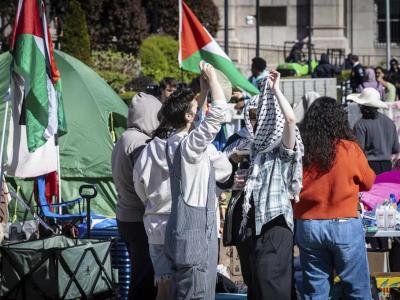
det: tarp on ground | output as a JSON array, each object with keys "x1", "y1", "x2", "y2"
[{"x1": 0, "y1": 50, "x2": 128, "y2": 217}]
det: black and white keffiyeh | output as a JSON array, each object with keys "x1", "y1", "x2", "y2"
[
  {"x1": 252, "y1": 75, "x2": 303, "y2": 153},
  {"x1": 240, "y1": 74, "x2": 304, "y2": 232}
]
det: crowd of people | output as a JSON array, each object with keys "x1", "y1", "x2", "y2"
[
  {"x1": 312, "y1": 53, "x2": 400, "y2": 102},
  {"x1": 111, "y1": 56, "x2": 400, "y2": 300}
]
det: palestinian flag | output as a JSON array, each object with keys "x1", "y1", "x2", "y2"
[
  {"x1": 179, "y1": 0, "x2": 259, "y2": 96},
  {"x1": 10, "y1": 0, "x2": 67, "y2": 153}
]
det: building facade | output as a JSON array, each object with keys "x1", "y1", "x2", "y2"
[{"x1": 214, "y1": 0, "x2": 400, "y2": 73}]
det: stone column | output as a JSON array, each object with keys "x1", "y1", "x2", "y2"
[{"x1": 311, "y1": 0, "x2": 350, "y2": 52}]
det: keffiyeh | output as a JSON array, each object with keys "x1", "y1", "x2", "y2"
[
  {"x1": 240, "y1": 74, "x2": 304, "y2": 232},
  {"x1": 253, "y1": 75, "x2": 303, "y2": 153}
]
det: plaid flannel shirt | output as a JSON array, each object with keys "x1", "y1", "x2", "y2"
[{"x1": 250, "y1": 143, "x2": 301, "y2": 234}]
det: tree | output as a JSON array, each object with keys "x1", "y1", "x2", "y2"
[
  {"x1": 106, "y1": 0, "x2": 148, "y2": 54},
  {"x1": 75, "y1": 0, "x2": 103, "y2": 48},
  {"x1": 77, "y1": 0, "x2": 148, "y2": 54},
  {"x1": 140, "y1": 35, "x2": 196, "y2": 83},
  {"x1": 0, "y1": 0, "x2": 17, "y2": 52},
  {"x1": 142, "y1": 0, "x2": 219, "y2": 38},
  {"x1": 61, "y1": 0, "x2": 91, "y2": 65}
]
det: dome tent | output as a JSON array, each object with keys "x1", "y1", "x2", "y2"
[{"x1": 0, "y1": 50, "x2": 128, "y2": 217}]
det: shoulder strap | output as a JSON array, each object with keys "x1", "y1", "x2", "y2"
[
  {"x1": 165, "y1": 141, "x2": 173, "y2": 171},
  {"x1": 165, "y1": 141, "x2": 183, "y2": 171},
  {"x1": 128, "y1": 145, "x2": 146, "y2": 168},
  {"x1": 166, "y1": 140, "x2": 184, "y2": 196}
]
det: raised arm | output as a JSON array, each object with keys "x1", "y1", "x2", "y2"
[
  {"x1": 196, "y1": 61, "x2": 225, "y2": 107},
  {"x1": 269, "y1": 70, "x2": 296, "y2": 149},
  {"x1": 183, "y1": 62, "x2": 227, "y2": 162},
  {"x1": 197, "y1": 65, "x2": 210, "y2": 112}
]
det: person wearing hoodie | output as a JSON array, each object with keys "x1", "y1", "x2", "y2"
[
  {"x1": 312, "y1": 53, "x2": 339, "y2": 78},
  {"x1": 357, "y1": 68, "x2": 385, "y2": 100},
  {"x1": 111, "y1": 93, "x2": 160, "y2": 300},
  {"x1": 133, "y1": 61, "x2": 231, "y2": 300}
]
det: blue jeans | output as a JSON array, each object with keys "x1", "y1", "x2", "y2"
[{"x1": 296, "y1": 219, "x2": 372, "y2": 300}]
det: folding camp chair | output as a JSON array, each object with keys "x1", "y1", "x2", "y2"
[{"x1": 35, "y1": 176, "x2": 98, "y2": 238}]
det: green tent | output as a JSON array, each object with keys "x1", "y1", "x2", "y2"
[{"x1": 0, "y1": 50, "x2": 128, "y2": 217}]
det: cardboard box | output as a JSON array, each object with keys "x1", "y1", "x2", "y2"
[
  {"x1": 368, "y1": 252, "x2": 386, "y2": 273},
  {"x1": 219, "y1": 240, "x2": 244, "y2": 284}
]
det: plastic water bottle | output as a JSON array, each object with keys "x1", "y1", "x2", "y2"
[
  {"x1": 386, "y1": 205, "x2": 397, "y2": 231},
  {"x1": 376, "y1": 205, "x2": 386, "y2": 230}
]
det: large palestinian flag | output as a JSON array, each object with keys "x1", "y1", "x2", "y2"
[
  {"x1": 10, "y1": 0, "x2": 67, "y2": 153},
  {"x1": 179, "y1": 0, "x2": 259, "y2": 96}
]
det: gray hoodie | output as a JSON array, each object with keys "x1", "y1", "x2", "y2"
[{"x1": 111, "y1": 93, "x2": 161, "y2": 222}]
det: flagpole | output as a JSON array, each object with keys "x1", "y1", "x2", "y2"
[
  {"x1": 55, "y1": 134, "x2": 62, "y2": 214},
  {"x1": 0, "y1": 101, "x2": 9, "y2": 206},
  {"x1": 0, "y1": 100, "x2": 10, "y2": 177},
  {"x1": 0, "y1": 90, "x2": 10, "y2": 203}
]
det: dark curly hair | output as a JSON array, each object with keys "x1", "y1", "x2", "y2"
[
  {"x1": 300, "y1": 97, "x2": 356, "y2": 174},
  {"x1": 159, "y1": 88, "x2": 195, "y2": 129},
  {"x1": 360, "y1": 105, "x2": 378, "y2": 119}
]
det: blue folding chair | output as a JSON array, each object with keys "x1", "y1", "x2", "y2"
[{"x1": 36, "y1": 176, "x2": 98, "y2": 237}]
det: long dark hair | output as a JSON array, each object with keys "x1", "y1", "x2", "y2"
[
  {"x1": 300, "y1": 97, "x2": 356, "y2": 173},
  {"x1": 360, "y1": 105, "x2": 378, "y2": 119},
  {"x1": 149, "y1": 110, "x2": 174, "y2": 141},
  {"x1": 151, "y1": 119, "x2": 174, "y2": 140}
]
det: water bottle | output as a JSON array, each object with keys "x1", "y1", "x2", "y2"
[
  {"x1": 376, "y1": 205, "x2": 386, "y2": 231},
  {"x1": 387, "y1": 205, "x2": 397, "y2": 231}
]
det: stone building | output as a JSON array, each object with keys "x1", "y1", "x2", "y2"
[{"x1": 214, "y1": 0, "x2": 400, "y2": 72}]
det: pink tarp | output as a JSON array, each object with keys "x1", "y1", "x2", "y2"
[{"x1": 361, "y1": 171, "x2": 400, "y2": 210}]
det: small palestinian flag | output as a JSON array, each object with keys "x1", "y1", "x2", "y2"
[{"x1": 179, "y1": 0, "x2": 259, "y2": 96}]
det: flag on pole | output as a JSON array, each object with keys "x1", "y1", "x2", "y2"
[
  {"x1": 5, "y1": 0, "x2": 66, "y2": 178},
  {"x1": 10, "y1": 0, "x2": 67, "y2": 153},
  {"x1": 179, "y1": 0, "x2": 259, "y2": 96}
]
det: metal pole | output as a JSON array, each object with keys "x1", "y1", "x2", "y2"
[
  {"x1": 55, "y1": 134, "x2": 62, "y2": 214},
  {"x1": 308, "y1": 0, "x2": 313, "y2": 75},
  {"x1": 0, "y1": 91, "x2": 10, "y2": 203},
  {"x1": 350, "y1": 0, "x2": 354, "y2": 53},
  {"x1": 86, "y1": 197, "x2": 91, "y2": 238},
  {"x1": 224, "y1": 0, "x2": 229, "y2": 55},
  {"x1": 0, "y1": 100, "x2": 9, "y2": 177},
  {"x1": 256, "y1": 0, "x2": 260, "y2": 57},
  {"x1": 386, "y1": 0, "x2": 391, "y2": 68}
]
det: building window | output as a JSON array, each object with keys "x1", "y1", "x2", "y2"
[
  {"x1": 260, "y1": 6, "x2": 287, "y2": 26},
  {"x1": 376, "y1": 0, "x2": 400, "y2": 43}
]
